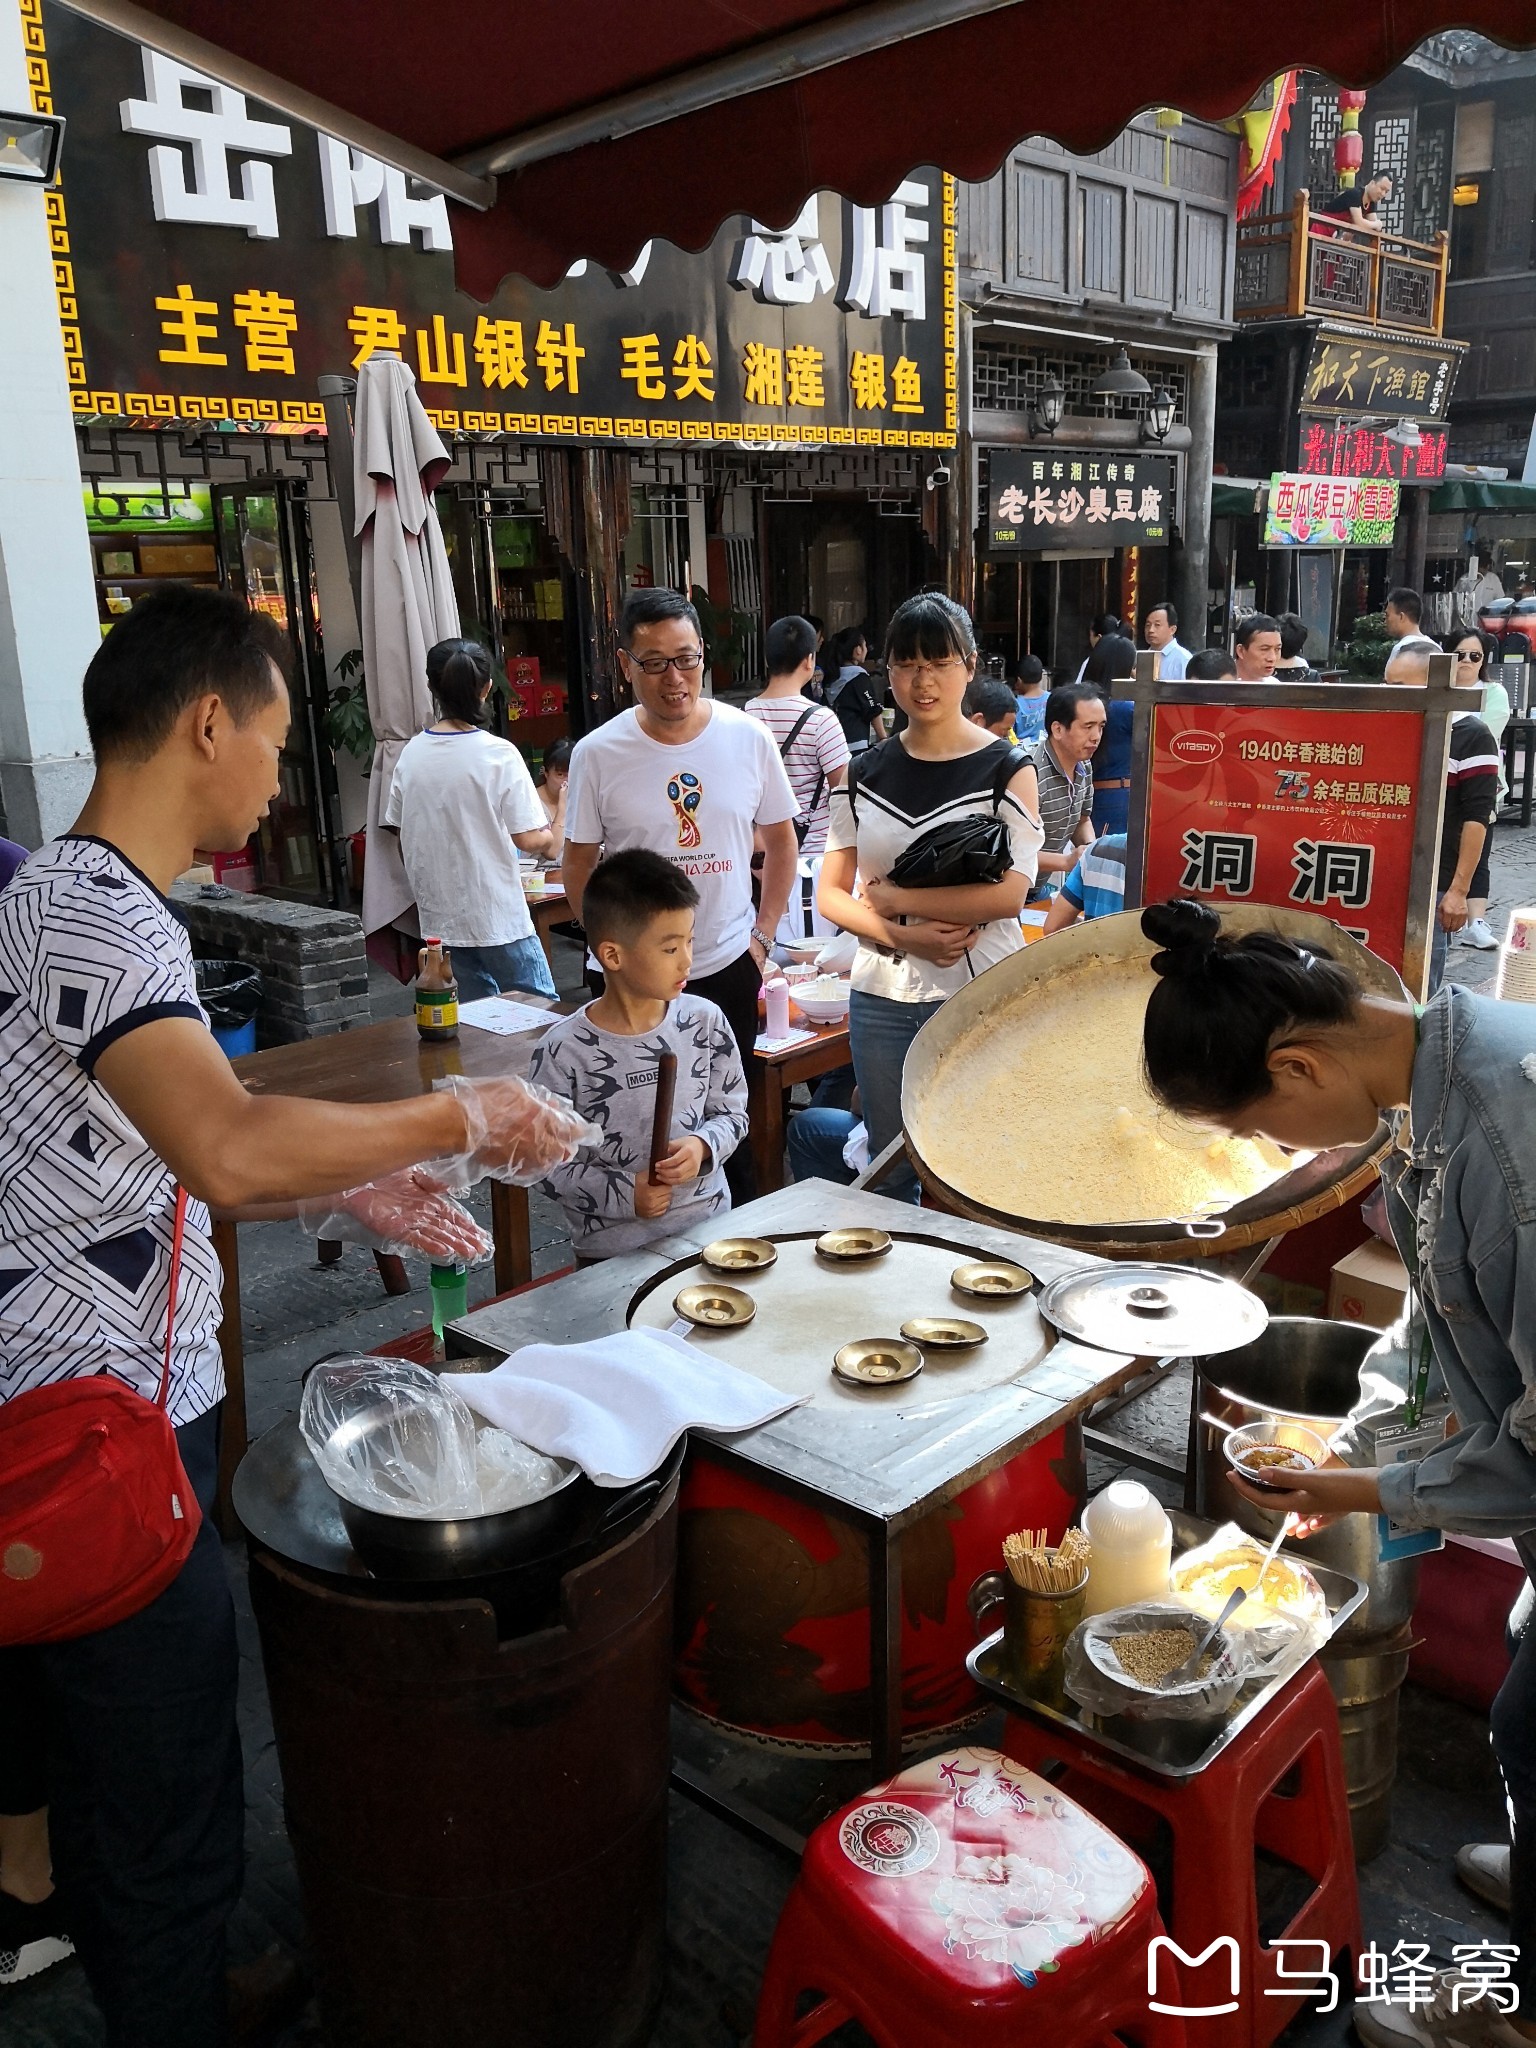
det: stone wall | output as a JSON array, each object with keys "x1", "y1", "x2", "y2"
[{"x1": 170, "y1": 883, "x2": 371, "y2": 1046}]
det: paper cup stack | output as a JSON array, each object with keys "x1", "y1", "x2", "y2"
[{"x1": 1496, "y1": 909, "x2": 1536, "y2": 1004}]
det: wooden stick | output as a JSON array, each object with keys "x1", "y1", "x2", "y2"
[{"x1": 648, "y1": 1050, "x2": 678, "y2": 1188}]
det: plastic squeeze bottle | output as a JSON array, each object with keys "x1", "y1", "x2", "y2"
[
  {"x1": 415, "y1": 938, "x2": 459, "y2": 1042},
  {"x1": 1081, "y1": 1480, "x2": 1173, "y2": 1615}
]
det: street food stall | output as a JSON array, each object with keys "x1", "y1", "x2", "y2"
[{"x1": 235, "y1": 894, "x2": 1413, "y2": 2047}]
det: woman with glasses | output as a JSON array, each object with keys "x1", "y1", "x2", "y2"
[
  {"x1": 818, "y1": 593, "x2": 1044, "y2": 1198},
  {"x1": 1445, "y1": 627, "x2": 1510, "y2": 952}
]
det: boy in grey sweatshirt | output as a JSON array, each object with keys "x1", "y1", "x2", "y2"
[{"x1": 528, "y1": 850, "x2": 747, "y2": 1258}]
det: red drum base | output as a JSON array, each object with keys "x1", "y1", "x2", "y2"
[{"x1": 674, "y1": 1427, "x2": 1083, "y2": 1751}]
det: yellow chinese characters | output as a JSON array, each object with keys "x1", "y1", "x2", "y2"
[{"x1": 156, "y1": 284, "x2": 227, "y2": 367}]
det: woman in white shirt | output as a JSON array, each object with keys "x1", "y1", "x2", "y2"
[
  {"x1": 818, "y1": 593, "x2": 1044, "y2": 1198},
  {"x1": 383, "y1": 640, "x2": 558, "y2": 999}
]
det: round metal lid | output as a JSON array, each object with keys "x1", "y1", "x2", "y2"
[{"x1": 1038, "y1": 1264, "x2": 1268, "y2": 1357}]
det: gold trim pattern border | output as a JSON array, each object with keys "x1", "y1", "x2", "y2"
[{"x1": 20, "y1": 0, "x2": 86, "y2": 388}]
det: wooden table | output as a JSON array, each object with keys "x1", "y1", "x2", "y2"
[
  {"x1": 525, "y1": 882, "x2": 575, "y2": 975},
  {"x1": 214, "y1": 1006, "x2": 549, "y2": 1525},
  {"x1": 747, "y1": 1018, "x2": 852, "y2": 1195}
]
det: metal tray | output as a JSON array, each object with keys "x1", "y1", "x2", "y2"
[{"x1": 967, "y1": 1509, "x2": 1367, "y2": 1779}]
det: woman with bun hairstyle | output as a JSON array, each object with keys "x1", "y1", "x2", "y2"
[
  {"x1": 383, "y1": 638, "x2": 559, "y2": 999},
  {"x1": 1140, "y1": 896, "x2": 1536, "y2": 2048}
]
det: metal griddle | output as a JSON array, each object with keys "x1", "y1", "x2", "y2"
[{"x1": 627, "y1": 1230, "x2": 1050, "y2": 1409}]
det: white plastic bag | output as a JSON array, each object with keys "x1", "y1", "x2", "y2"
[
  {"x1": 1064, "y1": 1603, "x2": 1246, "y2": 1723},
  {"x1": 299, "y1": 1357, "x2": 567, "y2": 1520},
  {"x1": 1169, "y1": 1522, "x2": 1330, "y2": 1648}
]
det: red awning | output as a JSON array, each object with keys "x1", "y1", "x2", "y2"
[{"x1": 63, "y1": 0, "x2": 1536, "y2": 297}]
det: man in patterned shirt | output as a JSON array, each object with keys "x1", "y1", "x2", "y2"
[{"x1": 0, "y1": 586, "x2": 589, "y2": 2044}]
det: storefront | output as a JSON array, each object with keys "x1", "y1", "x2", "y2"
[{"x1": 38, "y1": 0, "x2": 957, "y2": 899}]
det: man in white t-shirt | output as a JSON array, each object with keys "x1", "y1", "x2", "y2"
[{"x1": 563, "y1": 587, "x2": 800, "y2": 1198}]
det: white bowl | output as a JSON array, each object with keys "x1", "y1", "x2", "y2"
[
  {"x1": 793, "y1": 976, "x2": 850, "y2": 1025},
  {"x1": 777, "y1": 937, "x2": 824, "y2": 965}
]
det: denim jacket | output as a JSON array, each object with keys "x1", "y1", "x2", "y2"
[{"x1": 1367, "y1": 985, "x2": 1536, "y2": 1536}]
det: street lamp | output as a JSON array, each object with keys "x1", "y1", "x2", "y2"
[
  {"x1": 1143, "y1": 386, "x2": 1176, "y2": 442},
  {"x1": 1384, "y1": 418, "x2": 1423, "y2": 450},
  {"x1": 0, "y1": 108, "x2": 65, "y2": 185},
  {"x1": 1029, "y1": 373, "x2": 1064, "y2": 437},
  {"x1": 1090, "y1": 347, "x2": 1151, "y2": 401}
]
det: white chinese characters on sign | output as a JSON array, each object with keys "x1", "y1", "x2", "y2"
[
  {"x1": 730, "y1": 197, "x2": 835, "y2": 305},
  {"x1": 841, "y1": 180, "x2": 930, "y2": 321},
  {"x1": 120, "y1": 50, "x2": 293, "y2": 240},
  {"x1": 317, "y1": 138, "x2": 452, "y2": 252}
]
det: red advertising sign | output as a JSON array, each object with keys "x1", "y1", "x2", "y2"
[
  {"x1": 1298, "y1": 417, "x2": 1449, "y2": 483},
  {"x1": 1142, "y1": 702, "x2": 1426, "y2": 972}
]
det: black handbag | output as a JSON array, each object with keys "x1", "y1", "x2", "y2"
[{"x1": 883, "y1": 744, "x2": 1031, "y2": 890}]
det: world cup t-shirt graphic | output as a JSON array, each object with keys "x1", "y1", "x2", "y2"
[
  {"x1": 565, "y1": 703, "x2": 799, "y2": 978},
  {"x1": 668, "y1": 770, "x2": 703, "y2": 848}
]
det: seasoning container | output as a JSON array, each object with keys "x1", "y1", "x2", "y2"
[
  {"x1": 415, "y1": 938, "x2": 459, "y2": 1042},
  {"x1": 1081, "y1": 1480, "x2": 1173, "y2": 1616}
]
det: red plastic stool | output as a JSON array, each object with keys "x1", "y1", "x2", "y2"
[
  {"x1": 754, "y1": 1745, "x2": 1188, "y2": 2048},
  {"x1": 1002, "y1": 1661, "x2": 1361, "y2": 2048}
]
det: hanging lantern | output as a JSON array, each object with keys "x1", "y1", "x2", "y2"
[{"x1": 1336, "y1": 90, "x2": 1367, "y2": 187}]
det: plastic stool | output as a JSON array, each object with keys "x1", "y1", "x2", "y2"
[
  {"x1": 1001, "y1": 1662, "x2": 1361, "y2": 2048},
  {"x1": 754, "y1": 1745, "x2": 1187, "y2": 2048}
]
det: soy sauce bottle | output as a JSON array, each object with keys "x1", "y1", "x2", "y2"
[{"x1": 415, "y1": 938, "x2": 459, "y2": 1041}]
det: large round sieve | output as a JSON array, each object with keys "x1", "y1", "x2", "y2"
[{"x1": 901, "y1": 906, "x2": 1407, "y2": 1256}]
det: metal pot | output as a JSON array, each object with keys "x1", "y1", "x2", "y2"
[
  {"x1": 1196, "y1": 1317, "x2": 1420, "y2": 1643},
  {"x1": 336, "y1": 1456, "x2": 597, "y2": 1581},
  {"x1": 900, "y1": 906, "x2": 1406, "y2": 1258}
]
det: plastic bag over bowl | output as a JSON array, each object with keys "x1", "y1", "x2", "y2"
[
  {"x1": 1064, "y1": 1603, "x2": 1247, "y2": 1723},
  {"x1": 299, "y1": 1357, "x2": 568, "y2": 1520}
]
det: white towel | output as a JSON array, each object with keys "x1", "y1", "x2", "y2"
[{"x1": 453, "y1": 1328, "x2": 806, "y2": 1487}]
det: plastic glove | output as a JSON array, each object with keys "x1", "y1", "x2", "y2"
[
  {"x1": 299, "y1": 1167, "x2": 494, "y2": 1265},
  {"x1": 430, "y1": 1073, "x2": 599, "y2": 1187}
]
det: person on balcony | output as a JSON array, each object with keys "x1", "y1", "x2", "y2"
[{"x1": 1314, "y1": 170, "x2": 1393, "y2": 235}]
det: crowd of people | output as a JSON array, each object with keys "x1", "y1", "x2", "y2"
[{"x1": 0, "y1": 557, "x2": 1524, "y2": 2039}]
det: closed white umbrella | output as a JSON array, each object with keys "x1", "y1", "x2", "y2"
[{"x1": 353, "y1": 352, "x2": 460, "y2": 941}]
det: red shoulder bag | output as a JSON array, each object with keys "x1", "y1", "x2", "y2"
[{"x1": 0, "y1": 1188, "x2": 203, "y2": 1645}]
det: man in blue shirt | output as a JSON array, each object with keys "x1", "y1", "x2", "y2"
[
  {"x1": 1142, "y1": 601, "x2": 1190, "y2": 681},
  {"x1": 1043, "y1": 833, "x2": 1128, "y2": 931}
]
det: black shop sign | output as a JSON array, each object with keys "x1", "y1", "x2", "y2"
[
  {"x1": 985, "y1": 448, "x2": 1177, "y2": 554},
  {"x1": 34, "y1": 1, "x2": 956, "y2": 450},
  {"x1": 1300, "y1": 330, "x2": 1463, "y2": 421}
]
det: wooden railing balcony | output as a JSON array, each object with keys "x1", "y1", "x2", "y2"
[{"x1": 1234, "y1": 192, "x2": 1449, "y2": 336}]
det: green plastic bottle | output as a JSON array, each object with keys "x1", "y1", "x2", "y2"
[{"x1": 430, "y1": 1261, "x2": 469, "y2": 1343}]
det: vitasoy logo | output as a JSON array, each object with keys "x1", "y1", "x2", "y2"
[{"x1": 1169, "y1": 727, "x2": 1224, "y2": 766}]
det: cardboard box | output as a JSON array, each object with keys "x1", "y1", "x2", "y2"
[{"x1": 1327, "y1": 1237, "x2": 1409, "y2": 1331}]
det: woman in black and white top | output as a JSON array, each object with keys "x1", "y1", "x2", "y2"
[{"x1": 818, "y1": 593, "x2": 1044, "y2": 1198}]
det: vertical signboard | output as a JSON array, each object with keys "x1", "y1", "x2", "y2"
[{"x1": 1124, "y1": 671, "x2": 1462, "y2": 996}]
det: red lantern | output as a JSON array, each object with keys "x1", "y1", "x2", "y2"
[
  {"x1": 1338, "y1": 89, "x2": 1368, "y2": 112},
  {"x1": 1335, "y1": 129, "x2": 1364, "y2": 177}
]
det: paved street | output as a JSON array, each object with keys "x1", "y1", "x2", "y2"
[{"x1": 5, "y1": 826, "x2": 1535, "y2": 2048}]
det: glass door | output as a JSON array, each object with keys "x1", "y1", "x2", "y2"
[{"x1": 212, "y1": 482, "x2": 338, "y2": 903}]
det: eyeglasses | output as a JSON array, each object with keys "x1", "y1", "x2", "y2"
[
  {"x1": 888, "y1": 656, "x2": 967, "y2": 683},
  {"x1": 1456, "y1": 648, "x2": 1485, "y2": 663},
  {"x1": 626, "y1": 649, "x2": 705, "y2": 676}
]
